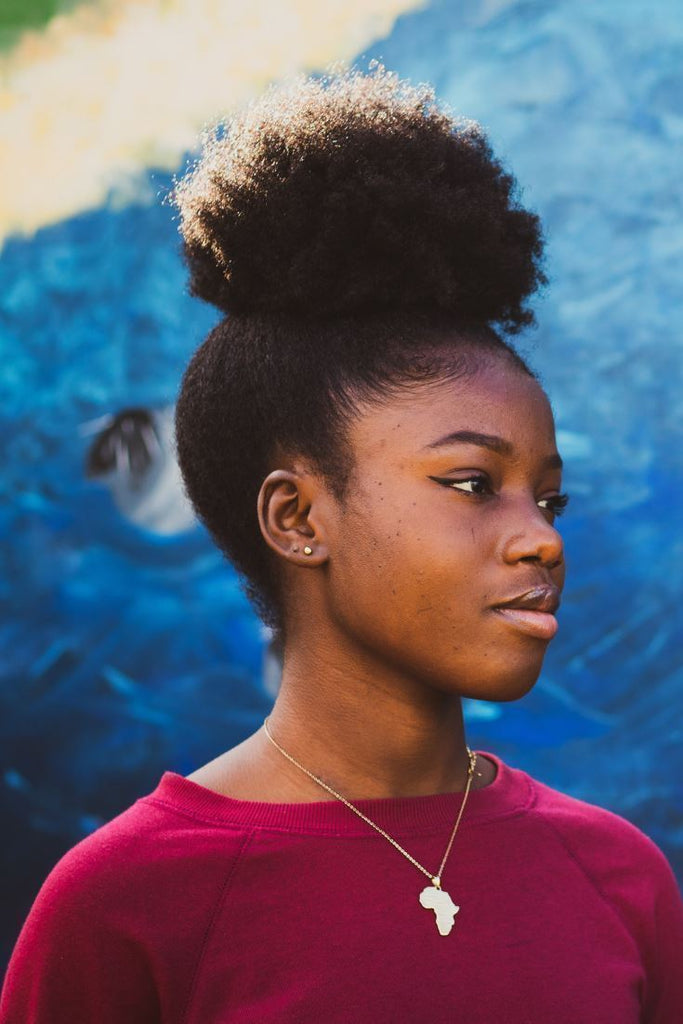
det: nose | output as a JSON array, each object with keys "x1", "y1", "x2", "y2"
[{"x1": 500, "y1": 498, "x2": 565, "y2": 571}]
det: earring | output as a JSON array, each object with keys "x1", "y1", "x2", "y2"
[{"x1": 303, "y1": 546, "x2": 313, "y2": 556}]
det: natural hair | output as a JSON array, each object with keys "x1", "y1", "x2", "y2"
[{"x1": 172, "y1": 64, "x2": 546, "y2": 639}]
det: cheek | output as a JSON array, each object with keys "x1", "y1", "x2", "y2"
[{"x1": 327, "y1": 492, "x2": 487, "y2": 637}]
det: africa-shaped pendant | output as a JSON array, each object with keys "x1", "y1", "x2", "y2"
[{"x1": 419, "y1": 879, "x2": 460, "y2": 935}]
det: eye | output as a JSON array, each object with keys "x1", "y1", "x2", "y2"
[
  {"x1": 427, "y1": 474, "x2": 493, "y2": 496},
  {"x1": 538, "y1": 493, "x2": 570, "y2": 517}
]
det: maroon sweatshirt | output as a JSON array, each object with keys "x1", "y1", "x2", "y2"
[{"x1": 2, "y1": 751, "x2": 682, "y2": 1023}]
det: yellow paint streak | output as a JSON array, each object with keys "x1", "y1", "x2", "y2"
[{"x1": 0, "y1": 0, "x2": 423, "y2": 246}]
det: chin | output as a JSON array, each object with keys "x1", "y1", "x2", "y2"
[
  {"x1": 421, "y1": 659, "x2": 542, "y2": 704},
  {"x1": 459, "y1": 655, "x2": 545, "y2": 704},
  {"x1": 492, "y1": 668, "x2": 544, "y2": 703}
]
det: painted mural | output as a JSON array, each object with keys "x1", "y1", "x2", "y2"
[{"x1": 1, "y1": 0, "x2": 681, "y2": 968}]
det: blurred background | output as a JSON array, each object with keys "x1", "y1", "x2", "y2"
[{"x1": 1, "y1": 0, "x2": 682, "y2": 970}]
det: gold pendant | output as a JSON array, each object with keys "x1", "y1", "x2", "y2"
[{"x1": 419, "y1": 878, "x2": 460, "y2": 935}]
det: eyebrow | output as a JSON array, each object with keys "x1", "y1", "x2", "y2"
[{"x1": 424, "y1": 429, "x2": 564, "y2": 471}]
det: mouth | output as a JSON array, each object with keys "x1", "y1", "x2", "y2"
[
  {"x1": 488, "y1": 583, "x2": 561, "y2": 641},
  {"x1": 491, "y1": 607, "x2": 558, "y2": 640}
]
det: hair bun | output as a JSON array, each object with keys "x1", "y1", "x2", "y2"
[{"x1": 173, "y1": 64, "x2": 545, "y2": 333}]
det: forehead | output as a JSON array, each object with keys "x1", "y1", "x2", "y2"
[{"x1": 347, "y1": 360, "x2": 557, "y2": 464}]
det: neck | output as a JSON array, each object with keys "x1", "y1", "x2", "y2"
[{"x1": 263, "y1": 631, "x2": 473, "y2": 801}]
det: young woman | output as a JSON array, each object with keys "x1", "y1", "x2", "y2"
[{"x1": 2, "y1": 66, "x2": 682, "y2": 1023}]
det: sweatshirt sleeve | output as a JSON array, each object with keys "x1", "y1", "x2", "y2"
[
  {"x1": 0, "y1": 840, "x2": 161, "y2": 1024},
  {"x1": 533, "y1": 783, "x2": 683, "y2": 1023},
  {"x1": 640, "y1": 842, "x2": 683, "y2": 1024}
]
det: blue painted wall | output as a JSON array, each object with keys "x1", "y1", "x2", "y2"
[{"x1": 2, "y1": 0, "x2": 682, "y2": 968}]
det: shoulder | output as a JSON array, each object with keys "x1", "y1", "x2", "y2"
[
  {"x1": 1, "y1": 777, "x2": 254, "y2": 1021},
  {"x1": 527, "y1": 772, "x2": 669, "y2": 871},
  {"x1": 524, "y1": 770, "x2": 681, "y2": 927},
  {"x1": 9, "y1": 774, "x2": 255, "y2": 964},
  {"x1": 36, "y1": 776, "x2": 252, "y2": 914},
  {"x1": 519, "y1": 771, "x2": 683, "y2": 1016}
]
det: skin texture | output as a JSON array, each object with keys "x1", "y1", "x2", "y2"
[{"x1": 187, "y1": 350, "x2": 566, "y2": 803}]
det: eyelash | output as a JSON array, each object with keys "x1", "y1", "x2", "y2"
[{"x1": 428, "y1": 475, "x2": 571, "y2": 517}]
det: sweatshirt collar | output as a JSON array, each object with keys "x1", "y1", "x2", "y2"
[{"x1": 144, "y1": 751, "x2": 534, "y2": 835}]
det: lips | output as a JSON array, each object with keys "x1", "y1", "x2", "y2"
[
  {"x1": 490, "y1": 585, "x2": 561, "y2": 640},
  {"x1": 492, "y1": 585, "x2": 560, "y2": 614}
]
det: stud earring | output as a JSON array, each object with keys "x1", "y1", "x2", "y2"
[{"x1": 303, "y1": 546, "x2": 313, "y2": 556}]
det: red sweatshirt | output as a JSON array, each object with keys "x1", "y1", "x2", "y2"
[{"x1": 2, "y1": 751, "x2": 682, "y2": 1023}]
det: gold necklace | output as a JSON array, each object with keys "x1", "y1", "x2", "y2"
[{"x1": 262, "y1": 715, "x2": 479, "y2": 936}]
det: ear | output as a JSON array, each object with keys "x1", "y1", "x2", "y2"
[{"x1": 257, "y1": 468, "x2": 330, "y2": 567}]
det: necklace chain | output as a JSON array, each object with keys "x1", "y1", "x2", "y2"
[{"x1": 262, "y1": 715, "x2": 477, "y2": 887}]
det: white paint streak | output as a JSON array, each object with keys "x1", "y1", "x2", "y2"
[{"x1": 0, "y1": 0, "x2": 423, "y2": 245}]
